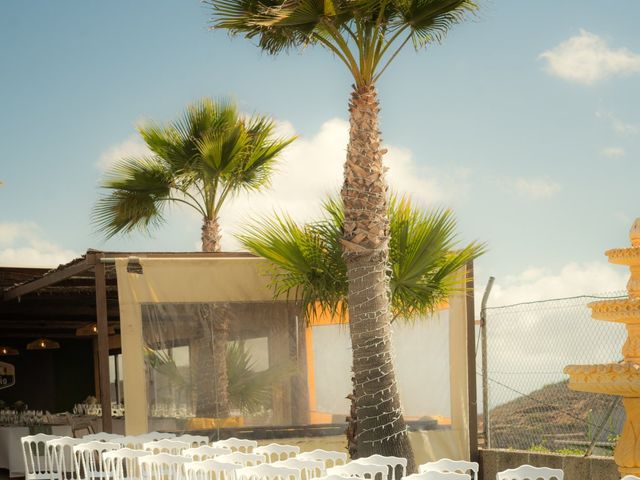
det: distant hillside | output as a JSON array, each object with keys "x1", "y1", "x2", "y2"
[{"x1": 487, "y1": 380, "x2": 624, "y2": 451}]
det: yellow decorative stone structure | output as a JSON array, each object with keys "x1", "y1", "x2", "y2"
[{"x1": 565, "y1": 218, "x2": 640, "y2": 476}]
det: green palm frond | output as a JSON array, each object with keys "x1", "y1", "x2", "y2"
[
  {"x1": 93, "y1": 97, "x2": 295, "y2": 241},
  {"x1": 238, "y1": 194, "x2": 485, "y2": 322},
  {"x1": 388, "y1": 194, "x2": 486, "y2": 319},
  {"x1": 93, "y1": 158, "x2": 174, "y2": 238},
  {"x1": 226, "y1": 342, "x2": 297, "y2": 414}
]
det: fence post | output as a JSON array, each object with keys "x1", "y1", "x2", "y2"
[{"x1": 481, "y1": 276, "x2": 495, "y2": 449}]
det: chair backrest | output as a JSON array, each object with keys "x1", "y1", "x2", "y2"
[
  {"x1": 275, "y1": 458, "x2": 326, "y2": 480},
  {"x1": 297, "y1": 450, "x2": 348, "y2": 469},
  {"x1": 22, "y1": 433, "x2": 59, "y2": 479},
  {"x1": 215, "y1": 452, "x2": 267, "y2": 467},
  {"x1": 212, "y1": 438, "x2": 258, "y2": 453},
  {"x1": 621, "y1": 476, "x2": 640, "y2": 480},
  {"x1": 46, "y1": 436, "x2": 84, "y2": 480},
  {"x1": 419, "y1": 459, "x2": 479, "y2": 480},
  {"x1": 255, "y1": 444, "x2": 301, "y2": 463},
  {"x1": 315, "y1": 476, "x2": 354, "y2": 480},
  {"x1": 138, "y1": 453, "x2": 190, "y2": 480},
  {"x1": 83, "y1": 433, "x2": 123, "y2": 442},
  {"x1": 327, "y1": 463, "x2": 389, "y2": 480},
  {"x1": 352, "y1": 455, "x2": 407, "y2": 480},
  {"x1": 236, "y1": 463, "x2": 301, "y2": 480},
  {"x1": 73, "y1": 441, "x2": 121, "y2": 480},
  {"x1": 405, "y1": 473, "x2": 470, "y2": 480},
  {"x1": 114, "y1": 435, "x2": 148, "y2": 450},
  {"x1": 496, "y1": 465, "x2": 564, "y2": 480},
  {"x1": 145, "y1": 431, "x2": 178, "y2": 441},
  {"x1": 143, "y1": 439, "x2": 190, "y2": 455},
  {"x1": 184, "y1": 459, "x2": 241, "y2": 480},
  {"x1": 176, "y1": 435, "x2": 210, "y2": 447},
  {"x1": 102, "y1": 448, "x2": 151, "y2": 480},
  {"x1": 184, "y1": 445, "x2": 232, "y2": 462}
]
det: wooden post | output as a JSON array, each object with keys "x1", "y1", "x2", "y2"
[{"x1": 94, "y1": 254, "x2": 113, "y2": 433}]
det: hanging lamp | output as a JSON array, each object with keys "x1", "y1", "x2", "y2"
[
  {"x1": 26, "y1": 338, "x2": 60, "y2": 350},
  {"x1": 75, "y1": 323, "x2": 116, "y2": 336},
  {"x1": 0, "y1": 346, "x2": 19, "y2": 355}
]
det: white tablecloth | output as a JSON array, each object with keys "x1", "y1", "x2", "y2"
[{"x1": 0, "y1": 425, "x2": 72, "y2": 478}]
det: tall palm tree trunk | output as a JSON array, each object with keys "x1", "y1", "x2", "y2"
[
  {"x1": 202, "y1": 217, "x2": 222, "y2": 253},
  {"x1": 194, "y1": 217, "x2": 231, "y2": 419},
  {"x1": 341, "y1": 85, "x2": 416, "y2": 472}
]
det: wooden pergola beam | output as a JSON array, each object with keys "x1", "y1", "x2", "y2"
[{"x1": 2, "y1": 256, "x2": 95, "y2": 301}]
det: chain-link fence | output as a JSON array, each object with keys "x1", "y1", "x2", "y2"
[{"x1": 481, "y1": 291, "x2": 628, "y2": 456}]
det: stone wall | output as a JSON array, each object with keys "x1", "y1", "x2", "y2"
[{"x1": 479, "y1": 449, "x2": 619, "y2": 480}]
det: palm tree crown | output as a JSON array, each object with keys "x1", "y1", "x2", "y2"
[
  {"x1": 93, "y1": 97, "x2": 295, "y2": 251},
  {"x1": 238, "y1": 195, "x2": 485, "y2": 320},
  {"x1": 209, "y1": 0, "x2": 477, "y2": 87}
]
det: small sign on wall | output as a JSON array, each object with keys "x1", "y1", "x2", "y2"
[{"x1": 0, "y1": 361, "x2": 15, "y2": 390}]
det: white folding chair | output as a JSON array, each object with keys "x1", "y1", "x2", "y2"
[
  {"x1": 102, "y1": 448, "x2": 150, "y2": 480},
  {"x1": 176, "y1": 435, "x2": 209, "y2": 447},
  {"x1": 184, "y1": 459, "x2": 241, "y2": 480},
  {"x1": 236, "y1": 463, "x2": 301, "y2": 480},
  {"x1": 352, "y1": 455, "x2": 407, "y2": 480},
  {"x1": 184, "y1": 445, "x2": 232, "y2": 462},
  {"x1": 327, "y1": 463, "x2": 388, "y2": 480},
  {"x1": 83, "y1": 433, "x2": 124, "y2": 443},
  {"x1": 138, "y1": 453, "x2": 190, "y2": 480},
  {"x1": 496, "y1": 465, "x2": 563, "y2": 480},
  {"x1": 275, "y1": 458, "x2": 326, "y2": 480},
  {"x1": 73, "y1": 441, "x2": 121, "y2": 480},
  {"x1": 419, "y1": 459, "x2": 479, "y2": 480},
  {"x1": 406, "y1": 473, "x2": 470, "y2": 480},
  {"x1": 215, "y1": 452, "x2": 266, "y2": 467},
  {"x1": 255, "y1": 444, "x2": 300, "y2": 463},
  {"x1": 143, "y1": 439, "x2": 190, "y2": 455},
  {"x1": 21, "y1": 433, "x2": 59, "y2": 480},
  {"x1": 46, "y1": 436, "x2": 84, "y2": 480},
  {"x1": 297, "y1": 451, "x2": 347, "y2": 469},
  {"x1": 211, "y1": 438, "x2": 257, "y2": 453}
]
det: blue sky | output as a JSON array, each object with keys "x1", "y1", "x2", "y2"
[{"x1": 1, "y1": 1, "x2": 639, "y2": 305}]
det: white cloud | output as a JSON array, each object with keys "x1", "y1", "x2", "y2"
[
  {"x1": 601, "y1": 146, "x2": 626, "y2": 158},
  {"x1": 498, "y1": 176, "x2": 561, "y2": 200},
  {"x1": 0, "y1": 222, "x2": 79, "y2": 267},
  {"x1": 484, "y1": 262, "x2": 627, "y2": 308},
  {"x1": 219, "y1": 118, "x2": 470, "y2": 250},
  {"x1": 596, "y1": 111, "x2": 640, "y2": 137},
  {"x1": 96, "y1": 135, "x2": 151, "y2": 171},
  {"x1": 540, "y1": 30, "x2": 640, "y2": 85}
]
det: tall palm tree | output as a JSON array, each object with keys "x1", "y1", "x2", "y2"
[
  {"x1": 207, "y1": 0, "x2": 478, "y2": 467},
  {"x1": 93, "y1": 97, "x2": 295, "y2": 418},
  {"x1": 238, "y1": 195, "x2": 484, "y2": 463}
]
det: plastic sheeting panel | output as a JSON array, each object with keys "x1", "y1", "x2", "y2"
[{"x1": 116, "y1": 257, "x2": 472, "y2": 461}]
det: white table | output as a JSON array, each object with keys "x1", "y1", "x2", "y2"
[{"x1": 0, "y1": 425, "x2": 72, "y2": 478}]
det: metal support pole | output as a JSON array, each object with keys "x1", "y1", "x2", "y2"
[
  {"x1": 481, "y1": 276, "x2": 495, "y2": 449},
  {"x1": 584, "y1": 395, "x2": 621, "y2": 457}
]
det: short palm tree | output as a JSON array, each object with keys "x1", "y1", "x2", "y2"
[
  {"x1": 238, "y1": 195, "x2": 484, "y2": 462},
  {"x1": 93, "y1": 97, "x2": 295, "y2": 418},
  {"x1": 208, "y1": 0, "x2": 478, "y2": 467}
]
